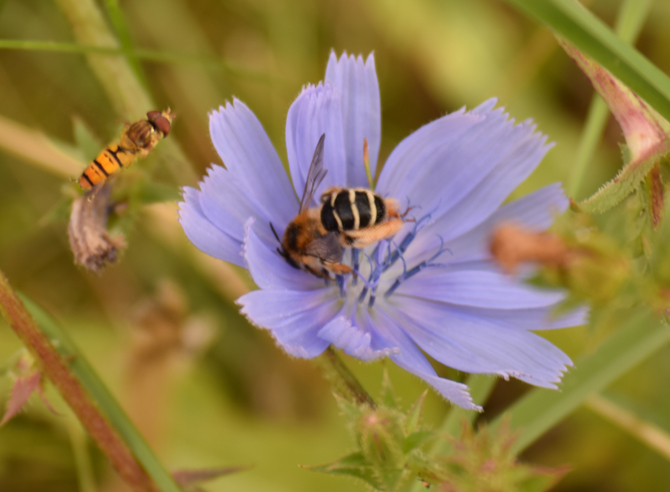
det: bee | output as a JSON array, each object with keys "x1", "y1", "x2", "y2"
[
  {"x1": 320, "y1": 187, "x2": 405, "y2": 249},
  {"x1": 77, "y1": 109, "x2": 174, "y2": 190},
  {"x1": 273, "y1": 134, "x2": 349, "y2": 278},
  {"x1": 274, "y1": 134, "x2": 407, "y2": 278}
]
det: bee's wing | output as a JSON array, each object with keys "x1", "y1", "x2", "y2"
[
  {"x1": 299, "y1": 134, "x2": 327, "y2": 213},
  {"x1": 305, "y1": 231, "x2": 343, "y2": 264}
]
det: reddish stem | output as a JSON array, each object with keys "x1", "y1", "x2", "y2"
[{"x1": 0, "y1": 271, "x2": 159, "y2": 492}]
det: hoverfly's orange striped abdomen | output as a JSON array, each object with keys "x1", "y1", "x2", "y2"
[{"x1": 77, "y1": 109, "x2": 174, "y2": 190}]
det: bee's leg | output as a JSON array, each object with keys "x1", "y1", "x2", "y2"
[
  {"x1": 387, "y1": 198, "x2": 415, "y2": 222},
  {"x1": 342, "y1": 218, "x2": 405, "y2": 249},
  {"x1": 324, "y1": 261, "x2": 352, "y2": 276}
]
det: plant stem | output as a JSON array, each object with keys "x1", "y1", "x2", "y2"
[
  {"x1": 54, "y1": 0, "x2": 151, "y2": 119},
  {"x1": 585, "y1": 394, "x2": 670, "y2": 462},
  {"x1": 0, "y1": 270, "x2": 183, "y2": 492},
  {"x1": 567, "y1": 0, "x2": 653, "y2": 198},
  {"x1": 313, "y1": 347, "x2": 375, "y2": 407},
  {"x1": 54, "y1": 0, "x2": 197, "y2": 187}
]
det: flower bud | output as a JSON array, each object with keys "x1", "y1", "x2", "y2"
[{"x1": 356, "y1": 408, "x2": 405, "y2": 470}]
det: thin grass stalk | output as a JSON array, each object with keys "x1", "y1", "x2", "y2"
[{"x1": 54, "y1": 0, "x2": 197, "y2": 186}]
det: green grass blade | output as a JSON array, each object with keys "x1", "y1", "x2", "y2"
[
  {"x1": 103, "y1": 0, "x2": 148, "y2": 87},
  {"x1": 490, "y1": 310, "x2": 670, "y2": 455},
  {"x1": 504, "y1": 0, "x2": 670, "y2": 122},
  {"x1": 585, "y1": 394, "x2": 670, "y2": 462},
  {"x1": 20, "y1": 295, "x2": 184, "y2": 492},
  {"x1": 0, "y1": 39, "x2": 279, "y2": 84}
]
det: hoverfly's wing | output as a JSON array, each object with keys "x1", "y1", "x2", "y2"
[
  {"x1": 305, "y1": 231, "x2": 343, "y2": 264},
  {"x1": 299, "y1": 134, "x2": 327, "y2": 213}
]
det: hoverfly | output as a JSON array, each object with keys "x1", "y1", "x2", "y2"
[{"x1": 77, "y1": 109, "x2": 173, "y2": 190}]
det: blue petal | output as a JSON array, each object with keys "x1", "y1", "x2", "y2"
[
  {"x1": 438, "y1": 183, "x2": 568, "y2": 265},
  {"x1": 286, "y1": 83, "x2": 347, "y2": 203},
  {"x1": 371, "y1": 307, "x2": 480, "y2": 410},
  {"x1": 377, "y1": 102, "x2": 552, "y2": 261},
  {"x1": 453, "y1": 302, "x2": 588, "y2": 331},
  {"x1": 396, "y1": 269, "x2": 564, "y2": 309},
  {"x1": 178, "y1": 187, "x2": 244, "y2": 266},
  {"x1": 207, "y1": 99, "x2": 297, "y2": 229},
  {"x1": 325, "y1": 51, "x2": 381, "y2": 187},
  {"x1": 385, "y1": 297, "x2": 572, "y2": 387},
  {"x1": 237, "y1": 288, "x2": 339, "y2": 358},
  {"x1": 318, "y1": 308, "x2": 398, "y2": 361},
  {"x1": 243, "y1": 218, "x2": 323, "y2": 291},
  {"x1": 198, "y1": 165, "x2": 279, "y2": 252},
  {"x1": 375, "y1": 107, "x2": 481, "y2": 198}
]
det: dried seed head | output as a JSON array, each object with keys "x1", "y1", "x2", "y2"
[{"x1": 68, "y1": 183, "x2": 126, "y2": 273}]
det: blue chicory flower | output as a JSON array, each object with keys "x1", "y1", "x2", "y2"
[{"x1": 179, "y1": 51, "x2": 586, "y2": 410}]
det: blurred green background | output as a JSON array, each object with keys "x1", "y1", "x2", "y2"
[{"x1": 1, "y1": 0, "x2": 670, "y2": 491}]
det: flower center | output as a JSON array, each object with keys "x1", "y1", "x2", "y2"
[{"x1": 331, "y1": 211, "x2": 451, "y2": 309}]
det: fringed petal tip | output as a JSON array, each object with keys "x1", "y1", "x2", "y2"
[
  {"x1": 236, "y1": 288, "x2": 338, "y2": 359},
  {"x1": 419, "y1": 372, "x2": 482, "y2": 411},
  {"x1": 318, "y1": 317, "x2": 400, "y2": 362},
  {"x1": 177, "y1": 185, "x2": 244, "y2": 266}
]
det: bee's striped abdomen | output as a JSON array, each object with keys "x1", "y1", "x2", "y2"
[{"x1": 321, "y1": 188, "x2": 386, "y2": 232}]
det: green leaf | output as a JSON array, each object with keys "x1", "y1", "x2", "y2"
[
  {"x1": 504, "y1": 0, "x2": 670, "y2": 123},
  {"x1": 404, "y1": 391, "x2": 427, "y2": 434},
  {"x1": 304, "y1": 452, "x2": 382, "y2": 491},
  {"x1": 579, "y1": 147, "x2": 670, "y2": 213},
  {"x1": 491, "y1": 309, "x2": 670, "y2": 455},
  {"x1": 334, "y1": 393, "x2": 364, "y2": 423},
  {"x1": 380, "y1": 367, "x2": 398, "y2": 409},
  {"x1": 403, "y1": 431, "x2": 435, "y2": 454}
]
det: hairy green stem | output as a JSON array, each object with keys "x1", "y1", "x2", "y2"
[
  {"x1": 568, "y1": 0, "x2": 653, "y2": 198},
  {"x1": 406, "y1": 375, "x2": 496, "y2": 492},
  {"x1": 313, "y1": 347, "x2": 375, "y2": 407},
  {"x1": 0, "y1": 270, "x2": 183, "y2": 492},
  {"x1": 504, "y1": 0, "x2": 670, "y2": 122}
]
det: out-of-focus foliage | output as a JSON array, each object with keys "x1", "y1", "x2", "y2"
[{"x1": 1, "y1": 0, "x2": 670, "y2": 491}]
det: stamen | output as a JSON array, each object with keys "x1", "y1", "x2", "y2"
[
  {"x1": 384, "y1": 215, "x2": 427, "y2": 271},
  {"x1": 363, "y1": 138, "x2": 374, "y2": 190},
  {"x1": 336, "y1": 275, "x2": 345, "y2": 298},
  {"x1": 384, "y1": 235, "x2": 453, "y2": 299},
  {"x1": 352, "y1": 248, "x2": 360, "y2": 286}
]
